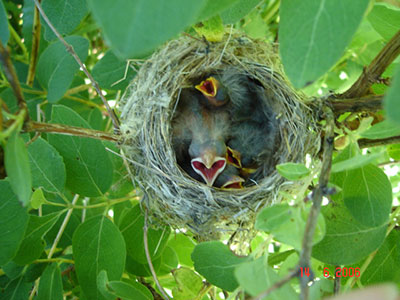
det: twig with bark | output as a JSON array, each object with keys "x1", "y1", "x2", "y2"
[
  {"x1": 32, "y1": 0, "x2": 120, "y2": 133},
  {"x1": 0, "y1": 40, "x2": 29, "y2": 121},
  {"x1": 253, "y1": 106, "x2": 335, "y2": 300},
  {"x1": 24, "y1": 121, "x2": 119, "y2": 142},
  {"x1": 144, "y1": 207, "x2": 170, "y2": 300},
  {"x1": 338, "y1": 30, "x2": 400, "y2": 99}
]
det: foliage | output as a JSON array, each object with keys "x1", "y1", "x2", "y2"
[{"x1": 0, "y1": 0, "x2": 400, "y2": 299}]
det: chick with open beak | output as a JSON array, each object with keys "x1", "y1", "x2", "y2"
[
  {"x1": 189, "y1": 139, "x2": 227, "y2": 186},
  {"x1": 172, "y1": 88, "x2": 230, "y2": 186},
  {"x1": 195, "y1": 76, "x2": 229, "y2": 107}
]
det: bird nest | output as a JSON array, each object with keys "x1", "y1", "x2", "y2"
[{"x1": 119, "y1": 33, "x2": 321, "y2": 239}]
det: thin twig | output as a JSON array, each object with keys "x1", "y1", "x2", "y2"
[
  {"x1": 333, "y1": 266, "x2": 340, "y2": 294},
  {"x1": 358, "y1": 135, "x2": 400, "y2": 148},
  {"x1": 339, "y1": 30, "x2": 400, "y2": 99},
  {"x1": 0, "y1": 40, "x2": 29, "y2": 121},
  {"x1": 29, "y1": 195, "x2": 79, "y2": 299},
  {"x1": 24, "y1": 121, "x2": 119, "y2": 142},
  {"x1": 138, "y1": 278, "x2": 165, "y2": 300},
  {"x1": 328, "y1": 95, "x2": 383, "y2": 115},
  {"x1": 32, "y1": 0, "x2": 120, "y2": 132},
  {"x1": 144, "y1": 207, "x2": 170, "y2": 300},
  {"x1": 252, "y1": 270, "x2": 298, "y2": 300},
  {"x1": 298, "y1": 105, "x2": 335, "y2": 300},
  {"x1": 26, "y1": 0, "x2": 41, "y2": 86}
]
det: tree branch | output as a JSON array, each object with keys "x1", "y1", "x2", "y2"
[
  {"x1": 26, "y1": 0, "x2": 42, "y2": 86},
  {"x1": 144, "y1": 207, "x2": 170, "y2": 300},
  {"x1": 298, "y1": 105, "x2": 335, "y2": 300},
  {"x1": 32, "y1": 0, "x2": 120, "y2": 133},
  {"x1": 0, "y1": 40, "x2": 29, "y2": 121},
  {"x1": 328, "y1": 95, "x2": 383, "y2": 115},
  {"x1": 358, "y1": 135, "x2": 400, "y2": 148},
  {"x1": 252, "y1": 106, "x2": 335, "y2": 300},
  {"x1": 338, "y1": 30, "x2": 400, "y2": 99},
  {"x1": 24, "y1": 121, "x2": 119, "y2": 142}
]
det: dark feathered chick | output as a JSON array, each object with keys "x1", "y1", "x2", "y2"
[
  {"x1": 195, "y1": 76, "x2": 229, "y2": 107},
  {"x1": 172, "y1": 88, "x2": 230, "y2": 186},
  {"x1": 228, "y1": 120, "x2": 278, "y2": 181},
  {"x1": 214, "y1": 164, "x2": 244, "y2": 189}
]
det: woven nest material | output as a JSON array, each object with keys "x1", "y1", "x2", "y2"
[{"x1": 119, "y1": 33, "x2": 321, "y2": 239}]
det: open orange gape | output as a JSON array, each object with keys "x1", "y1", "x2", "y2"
[{"x1": 119, "y1": 33, "x2": 321, "y2": 240}]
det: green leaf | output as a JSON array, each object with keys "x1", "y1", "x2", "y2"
[
  {"x1": 192, "y1": 241, "x2": 248, "y2": 292},
  {"x1": 37, "y1": 263, "x2": 63, "y2": 300},
  {"x1": 0, "y1": 0, "x2": 9, "y2": 44},
  {"x1": 97, "y1": 271, "x2": 153, "y2": 300},
  {"x1": 361, "y1": 230, "x2": 400, "y2": 285},
  {"x1": 255, "y1": 204, "x2": 325, "y2": 250},
  {"x1": 235, "y1": 256, "x2": 297, "y2": 298},
  {"x1": 125, "y1": 253, "x2": 161, "y2": 277},
  {"x1": 241, "y1": 10, "x2": 269, "y2": 40},
  {"x1": 0, "y1": 276, "x2": 31, "y2": 300},
  {"x1": 36, "y1": 36, "x2": 89, "y2": 102},
  {"x1": 331, "y1": 152, "x2": 384, "y2": 173},
  {"x1": 360, "y1": 120, "x2": 400, "y2": 139},
  {"x1": 280, "y1": 0, "x2": 370, "y2": 88},
  {"x1": 48, "y1": 105, "x2": 113, "y2": 197},
  {"x1": 28, "y1": 137, "x2": 66, "y2": 194},
  {"x1": 343, "y1": 165, "x2": 392, "y2": 227},
  {"x1": 72, "y1": 216, "x2": 126, "y2": 300},
  {"x1": 388, "y1": 144, "x2": 400, "y2": 160},
  {"x1": 30, "y1": 188, "x2": 46, "y2": 210},
  {"x1": 0, "y1": 180, "x2": 29, "y2": 265},
  {"x1": 367, "y1": 3, "x2": 400, "y2": 41},
  {"x1": 267, "y1": 250, "x2": 296, "y2": 267},
  {"x1": 193, "y1": 15, "x2": 224, "y2": 42},
  {"x1": 384, "y1": 65, "x2": 400, "y2": 126},
  {"x1": 42, "y1": 0, "x2": 88, "y2": 41},
  {"x1": 4, "y1": 133, "x2": 32, "y2": 206},
  {"x1": 221, "y1": 0, "x2": 262, "y2": 24},
  {"x1": 119, "y1": 204, "x2": 171, "y2": 263},
  {"x1": 13, "y1": 212, "x2": 61, "y2": 265},
  {"x1": 196, "y1": 0, "x2": 239, "y2": 21},
  {"x1": 92, "y1": 50, "x2": 136, "y2": 90},
  {"x1": 158, "y1": 246, "x2": 179, "y2": 275},
  {"x1": 172, "y1": 267, "x2": 203, "y2": 300},
  {"x1": 88, "y1": 0, "x2": 207, "y2": 58},
  {"x1": 313, "y1": 195, "x2": 387, "y2": 265},
  {"x1": 167, "y1": 233, "x2": 196, "y2": 267},
  {"x1": 276, "y1": 162, "x2": 310, "y2": 180}
]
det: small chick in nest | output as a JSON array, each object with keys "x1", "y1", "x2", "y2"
[{"x1": 172, "y1": 67, "x2": 279, "y2": 189}]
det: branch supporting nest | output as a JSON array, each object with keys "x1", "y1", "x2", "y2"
[
  {"x1": 338, "y1": 30, "x2": 400, "y2": 99},
  {"x1": 24, "y1": 121, "x2": 119, "y2": 142},
  {"x1": 328, "y1": 95, "x2": 383, "y2": 115},
  {"x1": 252, "y1": 105, "x2": 335, "y2": 300}
]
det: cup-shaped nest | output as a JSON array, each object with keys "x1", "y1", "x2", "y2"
[{"x1": 119, "y1": 33, "x2": 321, "y2": 238}]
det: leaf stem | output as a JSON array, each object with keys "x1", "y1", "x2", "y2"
[
  {"x1": 34, "y1": 257, "x2": 75, "y2": 264},
  {"x1": 44, "y1": 195, "x2": 134, "y2": 209},
  {"x1": 8, "y1": 24, "x2": 29, "y2": 62},
  {"x1": 29, "y1": 195, "x2": 79, "y2": 299},
  {"x1": 26, "y1": 1, "x2": 42, "y2": 86}
]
